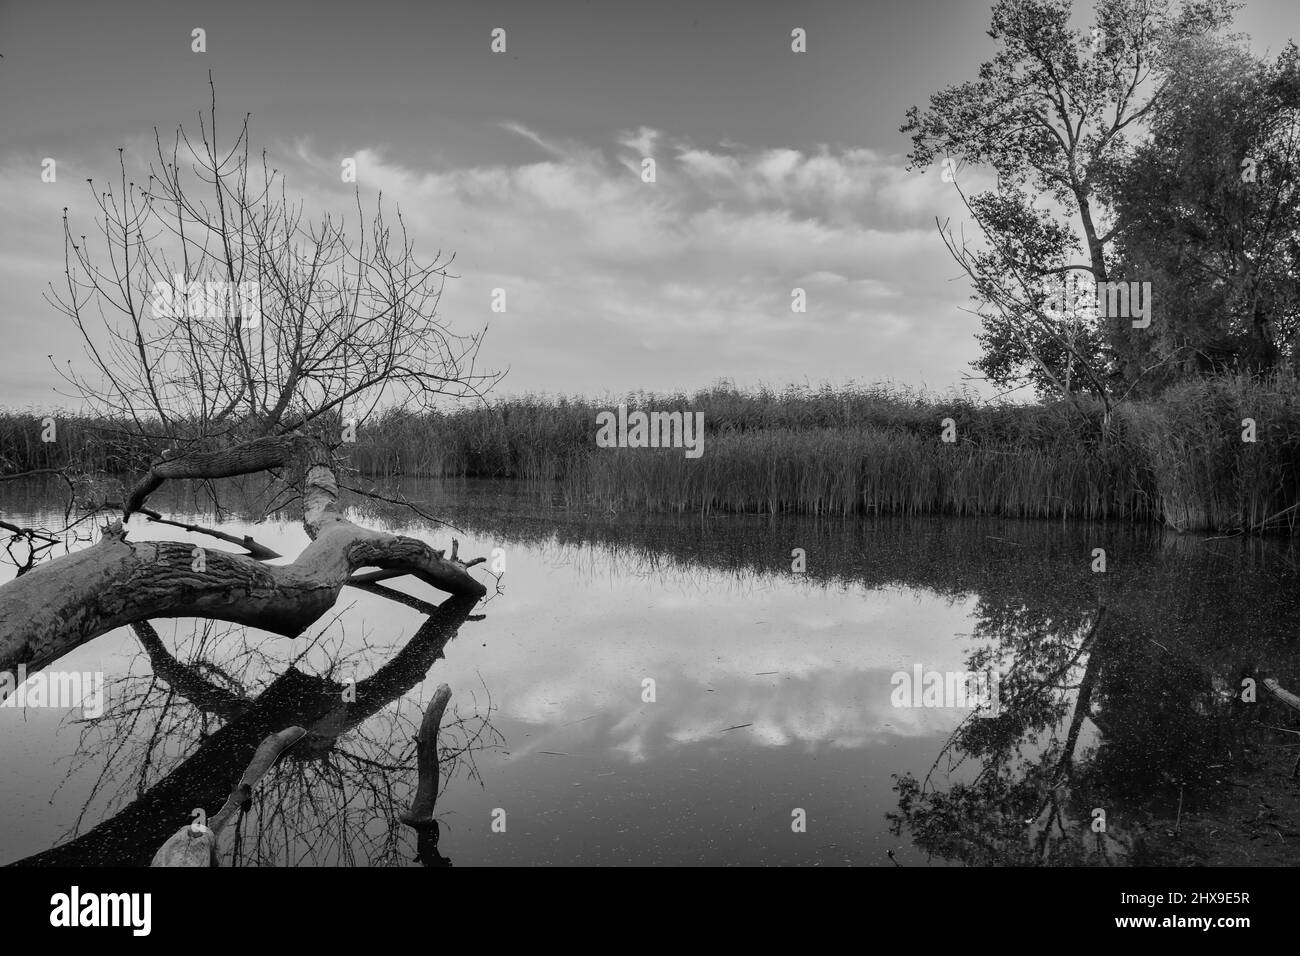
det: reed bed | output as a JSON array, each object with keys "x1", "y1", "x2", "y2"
[
  {"x1": 0, "y1": 411, "x2": 150, "y2": 475},
  {"x1": 4, "y1": 378, "x2": 1299, "y2": 533},
  {"x1": 562, "y1": 426, "x2": 1136, "y2": 521}
]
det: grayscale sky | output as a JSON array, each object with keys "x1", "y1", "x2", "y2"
[{"x1": 1, "y1": 0, "x2": 1296, "y2": 407}]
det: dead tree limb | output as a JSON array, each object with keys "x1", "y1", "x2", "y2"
[
  {"x1": 136, "y1": 507, "x2": 281, "y2": 560},
  {"x1": 150, "y1": 725, "x2": 307, "y2": 866},
  {"x1": 0, "y1": 432, "x2": 485, "y2": 677},
  {"x1": 1263, "y1": 677, "x2": 1300, "y2": 712},
  {"x1": 401, "y1": 683, "x2": 452, "y2": 829}
]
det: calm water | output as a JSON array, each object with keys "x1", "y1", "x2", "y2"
[{"x1": 2, "y1": 477, "x2": 1299, "y2": 866}]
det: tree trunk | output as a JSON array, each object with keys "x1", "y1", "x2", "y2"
[{"x1": 0, "y1": 433, "x2": 484, "y2": 677}]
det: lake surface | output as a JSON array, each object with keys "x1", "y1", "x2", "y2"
[{"x1": 3, "y1": 477, "x2": 1300, "y2": 866}]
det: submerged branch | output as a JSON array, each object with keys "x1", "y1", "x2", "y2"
[
  {"x1": 150, "y1": 725, "x2": 307, "y2": 867},
  {"x1": 400, "y1": 683, "x2": 452, "y2": 830}
]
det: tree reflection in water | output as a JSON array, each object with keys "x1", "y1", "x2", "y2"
[
  {"x1": 16, "y1": 588, "x2": 500, "y2": 867},
  {"x1": 890, "y1": 573, "x2": 1295, "y2": 866}
]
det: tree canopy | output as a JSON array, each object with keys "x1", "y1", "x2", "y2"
[{"x1": 904, "y1": 0, "x2": 1298, "y2": 400}]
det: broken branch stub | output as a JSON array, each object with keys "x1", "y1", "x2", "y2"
[{"x1": 401, "y1": 683, "x2": 453, "y2": 829}]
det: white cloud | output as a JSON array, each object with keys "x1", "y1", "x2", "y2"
[
  {"x1": 0, "y1": 125, "x2": 989, "y2": 405},
  {"x1": 617, "y1": 126, "x2": 660, "y2": 158}
]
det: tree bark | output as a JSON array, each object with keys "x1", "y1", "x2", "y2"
[
  {"x1": 0, "y1": 433, "x2": 484, "y2": 676},
  {"x1": 1263, "y1": 677, "x2": 1300, "y2": 712}
]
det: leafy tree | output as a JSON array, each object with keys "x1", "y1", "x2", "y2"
[
  {"x1": 903, "y1": 0, "x2": 1238, "y2": 401},
  {"x1": 1107, "y1": 40, "x2": 1300, "y2": 392}
]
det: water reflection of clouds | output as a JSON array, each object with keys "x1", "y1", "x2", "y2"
[
  {"x1": 429, "y1": 533, "x2": 990, "y2": 763},
  {"x1": 198, "y1": 519, "x2": 994, "y2": 761},
  {"x1": 6, "y1": 509, "x2": 993, "y2": 772}
]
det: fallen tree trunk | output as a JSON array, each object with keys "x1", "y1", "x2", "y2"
[{"x1": 0, "y1": 433, "x2": 484, "y2": 676}]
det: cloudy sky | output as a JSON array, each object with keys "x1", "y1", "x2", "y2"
[{"x1": 1, "y1": 0, "x2": 1295, "y2": 408}]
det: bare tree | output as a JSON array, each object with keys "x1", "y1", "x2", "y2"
[
  {"x1": 0, "y1": 82, "x2": 495, "y2": 676},
  {"x1": 50, "y1": 77, "x2": 498, "y2": 447}
]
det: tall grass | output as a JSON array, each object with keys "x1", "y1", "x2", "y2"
[
  {"x1": 1122, "y1": 375, "x2": 1300, "y2": 533},
  {"x1": 3, "y1": 378, "x2": 1298, "y2": 533},
  {"x1": 563, "y1": 423, "x2": 1135, "y2": 520},
  {"x1": 0, "y1": 411, "x2": 150, "y2": 475}
]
